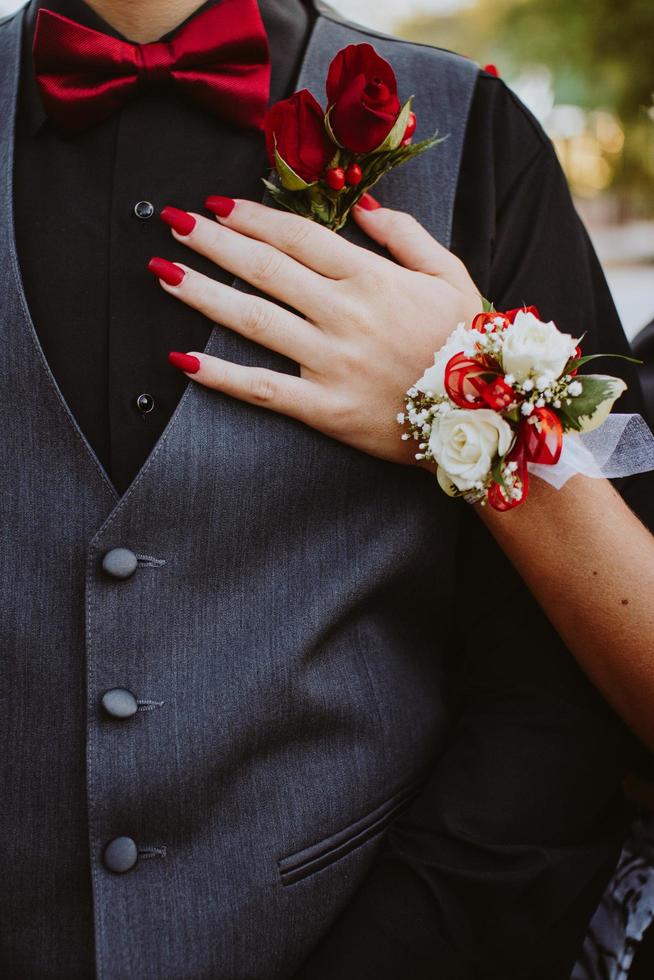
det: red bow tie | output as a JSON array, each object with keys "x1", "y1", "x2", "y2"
[{"x1": 32, "y1": 0, "x2": 271, "y2": 137}]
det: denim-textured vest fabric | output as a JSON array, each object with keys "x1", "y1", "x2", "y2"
[{"x1": 0, "y1": 6, "x2": 478, "y2": 978}]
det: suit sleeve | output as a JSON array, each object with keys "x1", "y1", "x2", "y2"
[{"x1": 294, "y1": 96, "x2": 645, "y2": 980}]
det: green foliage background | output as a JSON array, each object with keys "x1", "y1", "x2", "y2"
[{"x1": 398, "y1": 0, "x2": 654, "y2": 209}]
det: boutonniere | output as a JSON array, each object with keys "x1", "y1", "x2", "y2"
[{"x1": 263, "y1": 43, "x2": 445, "y2": 231}]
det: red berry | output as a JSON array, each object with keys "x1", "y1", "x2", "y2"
[
  {"x1": 403, "y1": 111, "x2": 417, "y2": 141},
  {"x1": 483, "y1": 63, "x2": 499, "y2": 77},
  {"x1": 345, "y1": 163, "x2": 363, "y2": 186},
  {"x1": 325, "y1": 167, "x2": 346, "y2": 191}
]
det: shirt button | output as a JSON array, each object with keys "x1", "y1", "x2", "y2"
[
  {"x1": 134, "y1": 200, "x2": 155, "y2": 220},
  {"x1": 102, "y1": 547, "x2": 138, "y2": 580},
  {"x1": 102, "y1": 688, "x2": 139, "y2": 719},
  {"x1": 103, "y1": 836, "x2": 138, "y2": 874},
  {"x1": 135, "y1": 392, "x2": 155, "y2": 414}
]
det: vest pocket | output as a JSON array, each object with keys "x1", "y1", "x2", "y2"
[{"x1": 278, "y1": 780, "x2": 422, "y2": 886}]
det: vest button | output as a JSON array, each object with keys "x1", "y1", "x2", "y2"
[
  {"x1": 135, "y1": 392, "x2": 155, "y2": 414},
  {"x1": 102, "y1": 547, "x2": 138, "y2": 580},
  {"x1": 103, "y1": 837, "x2": 138, "y2": 874},
  {"x1": 102, "y1": 688, "x2": 138, "y2": 719},
  {"x1": 134, "y1": 200, "x2": 154, "y2": 220}
]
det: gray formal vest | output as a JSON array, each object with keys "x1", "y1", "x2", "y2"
[{"x1": 0, "y1": 5, "x2": 477, "y2": 977}]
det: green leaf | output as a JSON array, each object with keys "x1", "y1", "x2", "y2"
[
  {"x1": 260, "y1": 180, "x2": 312, "y2": 219},
  {"x1": 564, "y1": 351, "x2": 642, "y2": 374},
  {"x1": 327, "y1": 147, "x2": 341, "y2": 170},
  {"x1": 274, "y1": 147, "x2": 313, "y2": 192},
  {"x1": 372, "y1": 96, "x2": 415, "y2": 153},
  {"x1": 481, "y1": 296, "x2": 496, "y2": 314},
  {"x1": 556, "y1": 374, "x2": 627, "y2": 433},
  {"x1": 436, "y1": 466, "x2": 462, "y2": 498}
]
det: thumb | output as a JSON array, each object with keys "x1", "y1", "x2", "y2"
[{"x1": 352, "y1": 194, "x2": 471, "y2": 287}]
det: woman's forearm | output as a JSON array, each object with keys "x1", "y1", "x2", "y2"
[{"x1": 477, "y1": 475, "x2": 654, "y2": 750}]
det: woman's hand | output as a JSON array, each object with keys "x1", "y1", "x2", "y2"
[{"x1": 152, "y1": 195, "x2": 481, "y2": 465}]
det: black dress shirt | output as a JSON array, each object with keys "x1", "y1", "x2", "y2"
[
  {"x1": 13, "y1": 1, "x2": 649, "y2": 977},
  {"x1": 15, "y1": 0, "x2": 312, "y2": 494}
]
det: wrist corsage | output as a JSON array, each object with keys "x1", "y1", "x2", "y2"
[
  {"x1": 400, "y1": 305, "x2": 654, "y2": 511},
  {"x1": 262, "y1": 44, "x2": 445, "y2": 231}
]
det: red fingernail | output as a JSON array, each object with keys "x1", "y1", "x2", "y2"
[
  {"x1": 205, "y1": 195, "x2": 236, "y2": 218},
  {"x1": 148, "y1": 257, "x2": 185, "y2": 286},
  {"x1": 168, "y1": 351, "x2": 200, "y2": 374},
  {"x1": 160, "y1": 206, "x2": 196, "y2": 236},
  {"x1": 356, "y1": 193, "x2": 381, "y2": 211}
]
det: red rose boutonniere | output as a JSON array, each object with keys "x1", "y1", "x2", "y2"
[{"x1": 263, "y1": 43, "x2": 446, "y2": 231}]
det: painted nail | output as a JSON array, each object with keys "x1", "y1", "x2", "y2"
[
  {"x1": 356, "y1": 193, "x2": 381, "y2": 211},
  {"x1": 148, "y1": 257, "x2": 185, "y2": 286},
  {"x1": 168, "y1": 351, "x2": 200, "y2": 374},
  {"x1": 205, "y1": 195, "x2": 236, "y2": 218},
  {"x1": 160, "y1": 206, "x2": 196, "y2": 236}
]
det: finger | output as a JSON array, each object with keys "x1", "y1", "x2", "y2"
[
  {"x1": 352, "y1": 197, "x2": 475, "y2": 289},
  {"x1": 205, "y1": 196, "x2": 368, "y2": 279},
  {"x1": 171, "y1": 349, "x2": 322, "y2": 424},
  {"x1": 167, "y1": 212, "x2": 333, "y2": 320},
  {"x1": 154, "y1": 261, "x2": 328, "y2": 369}
]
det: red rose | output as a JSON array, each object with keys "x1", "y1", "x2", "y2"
[
  {"x1": 326, "y1": 43, "x2": 401, "y2": 154},
  {"x1": 504, "y1": 305, "x2": 540, "y2": 323},
  {"x1": 264, "y1": 89, "x2": 334, "y2": 184}
]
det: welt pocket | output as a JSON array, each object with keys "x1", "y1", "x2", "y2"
[{"x1": 278, "y1": 781, "x2": 422, "y2": 886}]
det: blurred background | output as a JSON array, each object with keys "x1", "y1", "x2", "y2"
[{"x1": 2, "y1": 0, "x2": 653, "y2": 339}]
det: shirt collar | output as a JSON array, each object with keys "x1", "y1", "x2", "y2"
[{"x1": 19, "y1": 0, "x2": 314, "y2": 137}]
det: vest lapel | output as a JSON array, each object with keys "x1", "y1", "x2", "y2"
[{"x1": 0, "y1": 6, "x2": 119, "y2": 505}]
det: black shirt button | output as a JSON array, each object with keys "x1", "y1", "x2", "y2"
[
  {"x1": 134, "y1": 200, "x2": 155, "y2": 220},
  {"x1": 102, "y1": 547, "x2": 138, "y2": 580},
  {"x1": 135, "y1": 392, "x2": 155, "y2": 414},
  {"x1": 102, "y1": 688, "x2": 139, "y2": 719},
  {"x1": 103, "y1": 837, "x2": 138, "y2": 874}
]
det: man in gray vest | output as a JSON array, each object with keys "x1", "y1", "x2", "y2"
[{"x1": 0, "y1": 0, "x2": 646, "y2": 977}]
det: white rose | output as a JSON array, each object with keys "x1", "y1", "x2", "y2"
[
  {"x1": 502, "y1": 310, "x2": 578, "y2": 383},
  {"x1": 429, "y1": 409, "x2": 514, "y2": 492},
  {"x1": 415, "y1": 322, "x2": 479, "y2": 396}
]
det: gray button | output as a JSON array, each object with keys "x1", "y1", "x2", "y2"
[
  {"x1": 134, "y1": 200, "x2": 154, "y2": 220},
  {"x1": 102, "y1": 688, "x2": 138, "y2": 719},
  {"x1": 102, "y1": 548, "x2": 138, "y2": 580},
  {"x1": 135, "y1": 392, "x2": 155, "y2": 414},
  {"x1": 103, "y1": 836, "x2": 138, "y2": 874}
]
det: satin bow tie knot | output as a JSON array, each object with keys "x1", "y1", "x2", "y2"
[
  {"x1": 134, "y1": 42, "x2": 176, "y2": 92},
  {"x1": 32, "y1": 0, "x2": 272, "y2": 136}
]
